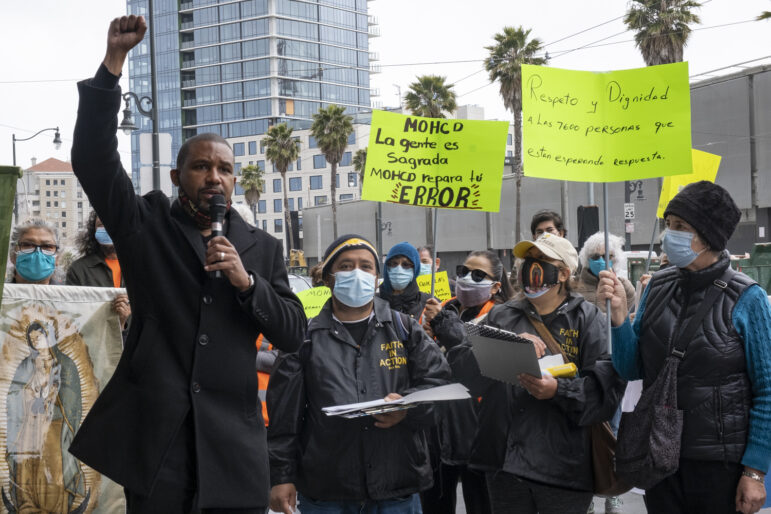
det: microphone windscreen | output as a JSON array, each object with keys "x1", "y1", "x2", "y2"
[{"x1": 209, "y1": 194, "x2": 227, "y2": 220}]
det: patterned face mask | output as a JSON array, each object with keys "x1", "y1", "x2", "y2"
[{"x1": 520, "y1": 257, "x2": 561, "y2": 298}]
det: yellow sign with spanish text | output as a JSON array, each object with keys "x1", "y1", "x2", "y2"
[
  {"x1": 362, "y1": 110, "x2": 509, "y2": 212},
  {"x1": 416, "y1": 271, "x2": 452, "y2": 302},
  {"x1": 296, "y1": 286, "x2": 331, "y2": 319},
  {"x1": 522, "y1": 62, "x2": 692, "y2": 182}
]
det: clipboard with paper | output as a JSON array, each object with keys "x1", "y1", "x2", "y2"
[
  {"x1": 322, "y1": 383, "x2": 471, "y2": 419},
  {"x1": 466, "y1": 324, "x2": 577, "y2": 383}
]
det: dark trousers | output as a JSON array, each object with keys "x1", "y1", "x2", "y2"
[
  {"x1": 420, "y1": 463, "x2": 490, "y2": 514},
  {"x1": 485, "y1": 471, "x2": 593, "y2": 514},
  {"x1": 644, "y1": 459, "x2": 743, "y2": 514},
  {"x1": 124, "y1": 416, "x2": 264, "y2": 514}
]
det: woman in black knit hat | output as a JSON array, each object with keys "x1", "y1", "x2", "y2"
[{"x1": 599, "y1": 181, "x2": 771, "y2": 514}]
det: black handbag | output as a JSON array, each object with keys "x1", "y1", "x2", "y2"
[{"x1": 614, "y1": 272, "x2": 730, "y2": 490}]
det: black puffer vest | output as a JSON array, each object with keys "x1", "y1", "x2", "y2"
[{"x1": 640, "y1": 253, "x2": 755, "y2": 463}]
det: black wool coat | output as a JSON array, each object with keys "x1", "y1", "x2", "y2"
[{"x1": 68, "y1": 71, "x2": 306, "y2": 509}]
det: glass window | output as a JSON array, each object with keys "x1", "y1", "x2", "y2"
[
  {"x1": 257, "y1": 160, "x2": 265, "y2": 169},
  {"x1": 258, "y1": 199, "x2": 266, "y2": 213},
  {"x1": 277, "y1": 19, "x2": 319, "y2": 40},
  {"x1": 310, "y1": 175, "x2": 323, "y2": 189},
  {"x1": 288, "y1": 198, "x2": 295, "y2": 210},
  {"x1": 279, "y1": 79, "x2": 320, "y2": 100},
  {"x1": 242, "y1": 38, "x2": 270, "y2": 58},
  {"x1": 340, "y1": 194, "x2": 353, "y2": 201},
  {"x1": 313, "y1": 155, "x2": 326, "y2": 169},
  {"x1": 195, "y1": 46, "x2": 219, "y2": 65},
  {"x1": 274, "y1": 218, "x2": 283, "y2": 232},
  {"x1": 347, "y1": 172, "x2": 357, "y2": 187},
  {"x1": 241, "y1": 0, "x2": 268, "y2": 18},
  {"x1": 221, "y1": 63, "x2": 242, "y2": 81},
  {"x1": 232, "y1": 143, "x2": 245, "y2": 156},
  {"x1": 54, "y1": 180, "x2": 58, "y2": 185},
  {"x1": 219, "y1": 3, "x2": 240, "y2": 22},
  {"x1": 46, "y1": 180, "x2": 50, "y2": 185},
  {"x1": 242, "y1": 19, "x2": 268, "y2": 38},
  {"x1": 244, "y1": 100, "x2": 270, "y2": 117},
  {"x1": 243, "y1": 79, "x2": 271, "y2": 98},
  {"x1": 221, "y1": 42, "x2": 241, "y2": 62},
  {"x1": 222, "y1": 82, "x2": 243, "y2": 101},
  {"x1": 348, "y1": 132, "x2": 356, "y2": 144},
  {"x1": 235, "y1": 162, "x2": 242, "y2": 174},
  {"x1": 195, "y1": 65, "x2": 220, "y2": 85},
  {"x1": 298, "y1": 197, "x2": 303, "y2": 210},
  {"x1": 277, "y1": 0, "x2": 318, "y2": 20},
  {"x1": 273, "y1": 178, "x2": 282, "y2": 192},
  {"x1": 262, "y1": 219, "x2": 267, "y2": 231},
  {"x1": 507, "y1": 133, "x2": 513, "y2": 145},
  {"x1": 220, "y1": 22, "x2": 241, "y2": 42},
  {"x1": 314, "y1": 195, "x2": 327, "y2": 205},
  {"x1": 223, "y1": 102, "x2": 244, "y2": 121},
  {"x1": 249, "y1": 141, "x2": 257, "y2": 154},
  {"x1": 296, "y1": 157, "x2": 302, "y2": 171},
  {"x1": 276, "y1": 38, "x2": 319, "y2": 60},
  {"x1": 335, "y1": 174, "x2": 340, "y2": 188},
  {"x1": 340, "y1": 151, "x2": 352, "y2": 166},
  {"x1": 289, "y1": 177, "x2": 302, "y2": 191},
  {"x1": 243, "y1": 59, "x2": 269, "y2": 78},
  {"x1": 274, "y1": 198, "x2": 282, "y2": 212}
]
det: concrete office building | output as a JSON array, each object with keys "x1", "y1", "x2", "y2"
[
  {"x1": 125, "y1": 0, "x2": 377, "y2": 189},
  {"x1": 16, "y1": 157, "x2": 93, "y2": 249}
]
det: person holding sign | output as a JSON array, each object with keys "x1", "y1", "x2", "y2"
[
  {"x1": 448, "y1": 234, "x2": 625, "y2": 514},
  {"x1": 267, "y1": 235, "x2": 451, "y2": 514},
  {"x1": 574, "y1": 232, "x2": 635, "y2": 313},
  {"x1": 420, "y1": 250, "x2": 513, "y2": 514},
  {"x1": 379, "y1": 242, "x2": 440, "y2": 325},
  {"x1": 599, "y1": 181, "x2": 771, "y2": 514}
]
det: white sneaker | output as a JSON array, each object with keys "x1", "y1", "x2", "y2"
[
  {"x1": 587, "y1": 499, "x2": 595, "y2": 514},
  {"x1": 605, "y1": 496, "x2": 623, "y2": 514}
]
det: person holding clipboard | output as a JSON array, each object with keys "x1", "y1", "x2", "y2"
[
  {"x1": 448, "y1": 233, "x2": 625, "y2": 514},
  {"x1": 267, "y1": 235, "x2": 450, "y2": 514}
]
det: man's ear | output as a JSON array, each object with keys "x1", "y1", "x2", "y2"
[{"x1": 170, "y1": 168, "x2": 180, "y2": 187}]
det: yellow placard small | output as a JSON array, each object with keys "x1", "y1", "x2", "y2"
[
  {"x1": 656, "y1": 148, "x2": 721, "y2": 218},
  {"x1": 416, "y1": 271, "x2": 452, "y2": 302},
  {"x1": 296, "y1": 286, "x2": 331, "y2": 319}
]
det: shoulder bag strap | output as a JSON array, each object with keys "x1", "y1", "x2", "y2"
[
  {"x1": 670, "y1": 268, "x2": 732, "y2": 359},
  {"x1": 525, "y1": 313, "x2": 570, "y2": 363}
]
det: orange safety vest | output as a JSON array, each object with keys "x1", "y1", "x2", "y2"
[
  {"x1": 441, "y1": 297, "x2": 496, "y2": 319},
  {"x1": 256, "y1": 334, "x2": 273, "y2": 426}
]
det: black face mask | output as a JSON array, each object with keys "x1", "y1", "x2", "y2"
[{"x1": 520, "y1": 258, "x2": 561, "y2": 295}]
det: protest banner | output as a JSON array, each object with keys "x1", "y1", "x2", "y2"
[
  {"x1": 522, "y1": 62, "x2": 692, "y2": 182},
  {"x1": 296, "y1": 286, "x2": 332, "y2": 319},
  {"x1": 656, "y1": 148, "x2": 721, "y2": 218},
  {"x1": 0, "y1": 284, "x2": 125, "y2": 513},
  {"x1": 361, "y1": 110, "x2": 509, "y2": 212},
  {"x1": 417, "y1": 271, "x2": 452, "y2": 302},
  {"x1": 0, "y1": 166, "x2": 22, "y2": 301}
]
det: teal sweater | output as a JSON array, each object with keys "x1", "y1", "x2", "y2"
[{"x1": 612, "y1": 283, "x2": 771, "y2": 473}]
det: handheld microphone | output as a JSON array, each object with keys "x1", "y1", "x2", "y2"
[{"x1": 209, "y1": 194, "x2": 227, "y2": 279}]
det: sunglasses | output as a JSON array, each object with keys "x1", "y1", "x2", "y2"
[{"x1": 456, "y1": 265, "x2": 494, "y2": 283}]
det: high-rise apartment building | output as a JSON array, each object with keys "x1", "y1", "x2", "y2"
[{"x1": 126, "y1": 0, "x2": 377, "y2": 188}]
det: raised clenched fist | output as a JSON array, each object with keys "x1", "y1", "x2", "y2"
[{"x1": 103, "y1": 15, "x2": 147, "y2": 75}]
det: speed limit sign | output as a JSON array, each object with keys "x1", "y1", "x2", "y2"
[{"x1": 624, "y1": 203, "x2": 635, "y2": 220}]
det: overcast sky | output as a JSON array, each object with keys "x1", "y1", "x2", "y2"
[{"x1": 1, "y1": 0, "x2": 769, "y2": 168}]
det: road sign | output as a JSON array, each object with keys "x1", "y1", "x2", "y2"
[{"x1": 624, "y1": 203, "x2": 635, "y2": 220}]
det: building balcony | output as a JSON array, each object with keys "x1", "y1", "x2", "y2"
[
  {"x1": 180, "y1": 21, "x2": 194, "y2": 31},
  {"x1": 180, "y1": 40, "x2": 196, "y2": 50},
  {"x1": 369, "y1": 63, "x2": 381, "y2": 74},
  {"x1": 370, "y1": 88, "x2": 380, "y2": 97},
  {"x1": 179, "y1": 1, "x2": 193, "y2": 11},
  {"x1": 368, "y1": 26, "x2": 380, "y2": 37},
  {"x1": 181, "y1": 60, "x2": 196, "y2": 69},
  {"x1": 183, "y1": 98, "x2": 197, "y2": 107},
  {"x1": 371, "y1": 100, "x2": 383, "y2": 110},
  {"x1": 368, "y1": 51, "x2": 379, "y2": 62},
  {"x1": 182, "y1": 79, "x2": 197, "y2": 88},
  {"x1": 368, "y1": 15, "x2": 378, "y2": 25}
]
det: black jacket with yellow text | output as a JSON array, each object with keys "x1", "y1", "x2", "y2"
[
  {"x1": 448, "y1": 293, "x2": 625, "y2": 491},
  {"x1": 267, "y1": 297, "x2": 451, "y2": 501}
]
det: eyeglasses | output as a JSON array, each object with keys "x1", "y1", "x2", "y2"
[
  {"x1": 590, "y1": 254, "x2": 614, "y2": 261},
  {"x1": 17, "y1": 241, "x2": 58, "y2": 256},
  {"x1": 456, "y1": 265, "x2": 494, "y2": 283}
]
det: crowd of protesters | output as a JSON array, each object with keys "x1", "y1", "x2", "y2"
[{"x1": 2, "y1": 13, "x2": 770, "y2": 514}]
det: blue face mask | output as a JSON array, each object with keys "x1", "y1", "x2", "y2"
[
  {"x1": 388, "y1": 265, "x2": 414, "y2": 290},
  {"x1": 95, "y1": 227, "x2": 114, "y2": 246},
  {"x1": 588, "y1": 257, "x2": 612, "y2": 277},
  {"x1": 15, "y1": 250, "x2": 56, "y2": 282},
  {"x1": 333, "y1": 268, "x2": 376, "y2": 308},
  {"x1": 419, "y1": 263, "x2": 433, "y2": 275},
  {"x1": 662, "y1": 229, "x2": 703, "y2": 268}
]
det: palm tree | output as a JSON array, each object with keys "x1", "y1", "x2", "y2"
[
  {"x1": 264, "y1": 123, "x2": 300, "y2": 250},
  {"x1": 353, "y1": 147, "x2": 367, "y2": 195},
  {"x1": 404, "y1": 75, "x2": 457, "y2": 118},
  {"x1": 239, "y1": 164, "x2": 264, "y2": 226},
  {"x1": 311, "y1": 104, "x2": 353, "y2": 239},
  {"x1": 485, "y1": 26, "x2": 547, "y2": 244},
  {"x1": 758, "y1": 10, "x2": 771, "y2": 20},
  {"x1": 624, "y1": 0, "x2": 702, "y2": 66}
]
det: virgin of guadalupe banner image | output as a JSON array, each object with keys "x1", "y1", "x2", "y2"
[{"x1": 0, "y1": 284, "x2": 125, "y2": 514}]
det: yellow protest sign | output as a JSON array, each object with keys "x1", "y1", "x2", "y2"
[
  {"x1": 416, "y1": 271, "x2": 452, "y2": 302},
  {"x1": 521, "y1": 62, "x2": 692, "y2": 182},
  {"x1": 656, "y1": 148, "x2": 721, "y2": 218},
  {"x1": 361, "y1": 110, "x2": 509, "y2": 212},
  {"x1": 296, "y1": 286, "x2": 331, "y2": 319}
]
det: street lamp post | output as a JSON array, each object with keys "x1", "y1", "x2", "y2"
[
  {"x1": 118, "y1": 0, "x2": 160, "y2": 191},
  {"x1": 11, "y1": 127, "x2": 62, "y2": 223}
]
